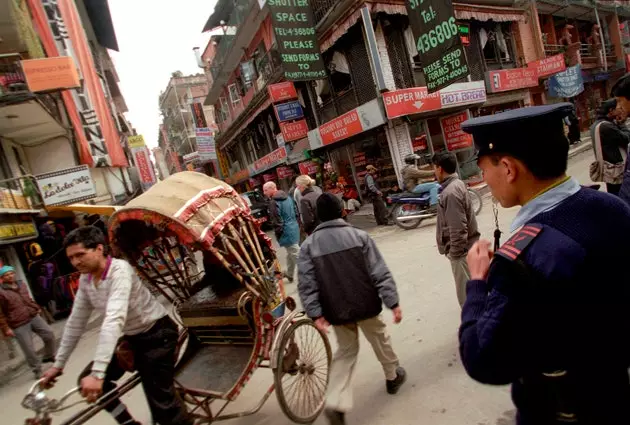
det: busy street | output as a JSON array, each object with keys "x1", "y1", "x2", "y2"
[{"x1": 2, "y1": 148, "x2": 593, "y2": 425}]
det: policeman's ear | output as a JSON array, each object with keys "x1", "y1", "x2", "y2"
[{"x1": 500, "y1": 156, "x2": 519, "y2": 183}]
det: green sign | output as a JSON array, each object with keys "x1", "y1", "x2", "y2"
[
  {"x1": 406, "y1": 0, "x2": 469, "y2": 93},
  {"x1": 268, "y1": 0, "x2": 327, "y2": 81}
]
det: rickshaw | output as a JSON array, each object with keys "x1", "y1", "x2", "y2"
[{"x1": 22, "y1": 172, "x2": 332, "y2": 425}]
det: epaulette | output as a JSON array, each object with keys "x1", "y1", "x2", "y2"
[{"x1": 495, "y1": 224, "x2": 543, "y2": 261}]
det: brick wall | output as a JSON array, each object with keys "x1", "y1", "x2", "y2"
[
  {"x1": 516, "y1": 19, "x2": 541, "y2": 64},
  {"x1": 375, "y1": 21, "x2": 397, "y2": 91}
]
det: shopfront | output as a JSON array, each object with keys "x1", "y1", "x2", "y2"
[
  {"x1": 248, "y1": 146, "x2": 290, "y2": 191},
  {"x1": 0, "y1": 214, "x2": 39, "y2": 293},
  {"x1": 308, "y1": 99, "x2": 392, "y2": 201}
]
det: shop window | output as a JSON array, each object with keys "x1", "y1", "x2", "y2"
[
  {"x1": 478, "y1": 22, "x2": 516, "y2": 69},
  {"x1": 315, "y1": 51, "x2": 353, "y2": 106}
]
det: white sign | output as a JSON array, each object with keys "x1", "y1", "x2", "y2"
[
  {"x1": 35, "y1": 165, "x2": 96, "y2": 207},
  {"x1": 183, "y1": 151, "x2": 200, "y2": 164},
  {"x1": 196, "y1": 127, "x2": 216, "y2": 160}
]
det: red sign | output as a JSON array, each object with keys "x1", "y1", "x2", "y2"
[
  {"x1": 263, "y1": 171, "x2": 277, "y2": 182},
  {"x1": 528, "y1": 54, "x2": 566, "y2": 79},
  {"x1": 440, "y1": 112, "x2": 473, "y2": 151},
  {"x1": 319, "y1": 110, "x2": 365, "y2": 146},
  {"x1": 280, "y1": 119, "x2": 309, "y2": 142},
  {"x1": 382, "y1": 87, "x2": 442, "y2": 119},
  {"x1": 276, "y1": 166, "x2": 294, "y2": 179},
  {"x1": 412, "y1": 135, "x2": 428, "y2": 151},
  {"x1": 268, "y1": 82, "x2": 298, "y2": 103},
  {"x1": 232, "y1": 168, "x2": 250, "y2": 183},
  {"x1": 253, "y1": 147, "x2": 287, "y2": 174},
  {"x1": 134, "y1": 148, "x2": 155, "y2": 185},
  {"x1": 298, "y1": 161, "x2": 318, "y2": 175},
  {"x1": 190, "y1": 102, "x2": 208, "y2": 128},
  {"x1": 487, "y1": 68, "x2": 538, "y2": 93},
  {"x1": 248, "y1": 176, "x2": 262, "y2": 187},
  {"x1": 169, "y1": 151, "x2": 182, "y2": 172}
]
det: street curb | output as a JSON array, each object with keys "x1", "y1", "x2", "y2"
[{"x1": 0, "y1": 316, "x2": 102, "y2": 385}]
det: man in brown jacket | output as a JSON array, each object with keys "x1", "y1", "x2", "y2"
[
  {"x1": 0, "y1": 265, "x2": 56, "y2": 378},
  {"x1": 432, "y1": 152, "x2": 480, "y2": 307}
]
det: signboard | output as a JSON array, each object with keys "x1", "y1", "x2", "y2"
[
  {"x1": 263, "y1": 172, "x2": 277, "y2": 182},
  {"x1": 252, "y1": 146, "x2": 288, "y2": 175},
  {"x1": 528, "y1": 54, "x2": 566, "y2": 79},
  {"x1": 268, "y1": 0, "x2": 327, "y2": 81},
  {"x1": 298, "y1": 160, "x2": 318, "y2": 175},
  {"x1": 548, "y1": 64, "x2": 584, "y2": 98},
  {"x1": 133, "y1": 147, "x2": 156, "y2": 187},
  {"x1": 405, "y1": 0, "x2": 469, "y2": 93},
  {"x1": 127, "y1": 135, "x2": 146, "y2": 148},
  {"x1": 35, "y1": 165, "x2": 96, "y2": 207},
  {"x1": 276, "y1": 133, "x2": 286, "y2": 148},
  {"x1": 440, "y1": 111, "x2": 473, "y2": 151},
  {"x1": 268, "y1": 82, "x2": 298, "y2": 103},
  {"x1": 191, "y1": 102, "x2": 208, "y2": 128},
  {"x1": 280, "y1": 119, "x2": 309, "y2": 142},
  {"x1": 183, "y1": 151, "x2": 200, "y2": 164},
  {"x1": 274, "y1": 101, "x2": 304, "y2": 122},
  {"x1": 412, "y1": 134, "x2": 428, "y2": 151},
  {"x1": 196, "y1": 127, "x2": 217, "y2": 160},
  {"x1": 0, "y1": 219, "x2": 37, "y2": 243},
  {"x1": 170, "y1": 151, "x2": 182, "y2": 172},
  {"x1": 487, "y1": 68, "x2": 538, "y2": 93},
  {"x1": 308, "y1": 99, "x2": 387, "y2": 149},
  {"x1": 248, "y1": 176, "x2": 263, "y2": 187},
  {"x1": 20, "y1": 56, "x2": 80, "y2": 92},
  {"x1": 382, "y1": 81, "x2": 486, "y2": 119},
  {"x1": 276, "y1": 166, "x2": 294, "y2": 179},
  {"x1": 232, "y1": 168, "x2": 250, "y2": 183}
]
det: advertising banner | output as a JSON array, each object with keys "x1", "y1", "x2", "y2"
[
  {"x1": 35, "y1": 165, "x2": 96, "y2": 207},
  {"x1": 275, "y1": 101, "x2": 304, "y2": 122},
  {"x1": 21, "y1": 56, "x2": 80, "y2": 92},
  {"x1": 268, "y1": 0, "x2": 327, "y2": 81},
  {"x1": 276, "y1": 166, "x2": 294, "y2": 179},
  {"x1": 440, "y1": 111, "x2": 473, "y2": 151},
  {"x1": 191, "y1": 102, "x2": 208, "y2": 128},
  {"x1": 548, "y1": 64, "x2": 584, "y2": 98},
  {"x1": 268, "y1": 81, "x2": 298, "y2": 103},
  {"x1": 280, "y1": 119, "x2": 309, "y2": 142},
  {"x1": 528, "y1": 54, "x2": 566, "y2": 79},
  {"x1": 127, "y1": 135, "x2": 146, "y2": 149},
  {"x1": 252, "y1": 147, "x2": 288, "y2": 175},
  {"x1": 298, "y1": 160, "x2": 318, "y2": 175},
  {"x1": 196, "y1": 127, "x2": 217, "y2": 160},
  {"x1": 405, "y1": 0, "x2": 469, "y2": 92},
  {"x1": 486, "y1": 68, "x2": 538, "y2": 93},
  {"x1": 133, "y1": 147, "x2": 156, "y2": 188}
]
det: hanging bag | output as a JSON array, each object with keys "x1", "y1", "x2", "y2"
[{"x1": 589, "y1": 121, "x2": 627, "y2": 184}]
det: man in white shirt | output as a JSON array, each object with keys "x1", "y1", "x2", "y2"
[{"x1": 41, "y1": 227, "x2": 192, "y2": 425}]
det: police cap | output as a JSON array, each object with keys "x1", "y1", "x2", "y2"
[{"x1": 461, "y1": 103, "x2": 574, "y2": 158}]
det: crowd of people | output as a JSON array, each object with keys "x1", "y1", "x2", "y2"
[{"x1": 5, "y1": 76, "x2": 630, "y2": 425}]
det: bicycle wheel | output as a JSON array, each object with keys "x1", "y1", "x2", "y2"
[
  {"x1": 468, "y1": 189, "x2": 483, "y2": 215},
  {"x1": 274, "y1": 319, "x2": 332, "y2": 424}
]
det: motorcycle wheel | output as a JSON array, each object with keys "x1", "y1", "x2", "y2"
[
  {"x1": 392, "y1": 204, "x2": 423, "y2": 230},
  {"x1": 468, "y1": 189, "x2": 483, "y2": 216}
]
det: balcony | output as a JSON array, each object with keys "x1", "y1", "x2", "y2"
[
  {"x1": 312, "y1": 0, "x2": 336, "y2": 24},
  {"x1": 543, "y1": 43, "x2": 617, "y2": 69},
  {"x1": 0, "y1": 175, "x2": 43, "y2": 213},
  {"x1": 0, "y1": 54, "x2": 28, "y2": 98}
]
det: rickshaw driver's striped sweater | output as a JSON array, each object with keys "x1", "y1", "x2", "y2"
[{"x1": 53, "y1": 258, "x2": 168, "y2": 374}]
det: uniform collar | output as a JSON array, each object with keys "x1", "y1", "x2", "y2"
[{"x1": 511, "y1": 176, "x2": 581, "y2": 232}]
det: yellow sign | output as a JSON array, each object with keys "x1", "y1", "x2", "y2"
[
  {"x1": 0, "y1": 222, "x2": 37, "y2": 241},
  {"x1": 128, "y1": 135, "x2": 146, "y2": 149}
]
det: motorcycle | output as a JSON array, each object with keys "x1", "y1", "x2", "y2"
[{"x1": 386, "y1": 187, "x2": 483, "y2": 230}]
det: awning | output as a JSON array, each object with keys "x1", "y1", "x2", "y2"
[
  {"x1": 0, "y1": 98, "x2": 67, "y2": 145},
  {"x1": 202, "y1": 0, "x2": 235, "y2": 33},
  {"x1": 82, "y1": 0, "x2": 119, "y2": 51},
  {"x1": 287, "y1": 137, "x2": 310, "y2": 164},
  {"x1": 46, "y1": 203, "x2": 121, "y2": 216}
]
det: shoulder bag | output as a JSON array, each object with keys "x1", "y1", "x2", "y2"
[{"x1": 589, "y1": 121, "x2": 627, "y2": 184}]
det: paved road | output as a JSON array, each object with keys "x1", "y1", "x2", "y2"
[{"x1": 6, "y1": 150, "x2": 594, "y2": 425}]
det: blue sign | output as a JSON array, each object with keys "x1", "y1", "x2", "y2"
[
  {"x1": 275, "y1": 101, "x2": 304, "y2": 122},
  {"x1": 548, "y1": 64, "x2": 584, "y2": 98}
]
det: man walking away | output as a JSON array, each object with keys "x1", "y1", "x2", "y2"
[
  {"x1": 297, "y1": 193, "x2": 406, "y2": 425},
  {"x1": 42, "y1": 227, "x2": 192, "y2": 425},
  {"x1": 296, "y1": 175, "x2": 322, "y2": 235},
  {"x1": 263, "y1": 181, "x2": 300, "y2": 283},
  {"x1": 0, "y1": 265, "x2": 55, "y2": 379},
  {"x1": 611, "y1": 74, "x2": 630, "y2": 207},
  {"x1": 432, "y1": 152, "x2": 480, "y2": 307},
  {"x1": 589, "y1": 98, "x2": 628, "y2": 195},
  {"x1": 365, "y1": 165, "x2": 390, "y2": 225}
]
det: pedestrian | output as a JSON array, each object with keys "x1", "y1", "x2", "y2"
[
  {"x1": 296, "y1": 174, "x2": 322, "y2": 235},
  {"x1": 263, "y1": 181, "x2": 300, "y2": 283},
  {"x1": 459, "y1": 103, "x2": 630, "y2": 424},
  {"x1": 0, "y1": 265, "x2": 56, "y2": 378},
  {"x1": 589, "y1": 98, "x2": 628, "y2": 195},
  {"x1": 41, "y1": 226, "x2": 192, "y2": 425},
  {"x1": 297, "y1": 193, "x2": 406, "y2": 425},
  {"x1": 365, "y1": 165, "x2": 390, "y2": 225},
  {"x1": 432, "y1": 152, "x2": 480, "y2": 307},
  {"x1": 611, "y1": 73, "x2": 630, "y2": 206}
]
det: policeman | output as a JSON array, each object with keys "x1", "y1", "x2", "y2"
[{"x1": 458, "y1": 103, "x2": 630, "y2": 425}]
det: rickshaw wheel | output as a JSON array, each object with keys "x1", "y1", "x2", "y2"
[{"x1": 274, "y1": 319, "x2": 332, "y2": 424}]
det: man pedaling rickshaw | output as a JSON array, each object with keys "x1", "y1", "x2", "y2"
[{"x1": 400, "y1": 154, "x2": 441, "y2": 211}]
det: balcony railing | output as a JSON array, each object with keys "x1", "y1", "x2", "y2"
[
  {"x1": 209, "y1": 0, "x2": 253, "y2": 82},
  {"x1": 544, "y1": 43, "x2": 615, "y2": 59},
  {"x1": 0, "y1": 54, "x2": 28, "y2": 98},
  {"x1": 311, "y1": 0, "x2": 336, "y2": 25},
  {"x1": 0, "y1": 176, "x2": 43, "y2": 211}
]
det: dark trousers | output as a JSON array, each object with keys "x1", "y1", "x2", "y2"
[
  {"x1": 372, "y1": 195, "x2": 389, "y2": 225},
  {"x1": 607, "y1": 183, "x2": 622, "y2": 196},
  {"x1": 79, "y1": 316, "x2": 191, "y2": 425}
]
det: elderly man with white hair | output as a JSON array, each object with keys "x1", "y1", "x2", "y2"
[
  {"x1": 263, "y1": 181, "x2": 301, "y2": 282},
  {"x1": 295, "y1": 175, "x2": 323, "y2": 235}
]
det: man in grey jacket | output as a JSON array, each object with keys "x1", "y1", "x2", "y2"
[
  {"x1": 297, "y1": 193, "x2": 406, "y2": 425},
  {"x1": 432, "y1": 152, "x2": 480, "y2": 307}
]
